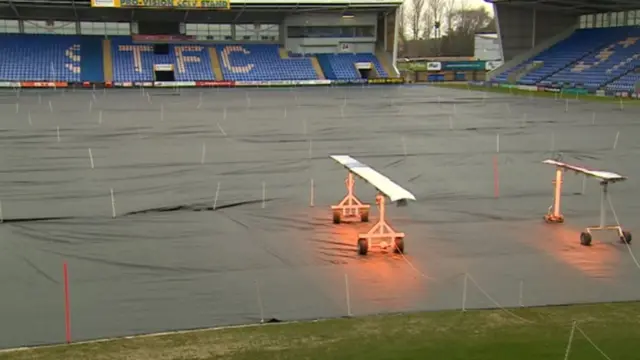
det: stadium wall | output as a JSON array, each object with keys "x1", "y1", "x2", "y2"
[
  {"x1": 283, "y1": 13, "x2": 377, "y2": 54},
  {"x1": 495, "y1": 5, "x2": 578, "y2": 62}
]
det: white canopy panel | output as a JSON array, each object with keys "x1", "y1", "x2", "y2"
[
  {"x1": 330, "y1": 155, "x2": 417, "y2": 202},
  {"x1": 543, "y1": 159, "x2": 627, "y2": 182}
]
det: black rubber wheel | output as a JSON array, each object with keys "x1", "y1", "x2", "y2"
[
  {"x1": 360, "y1": 209, "x2": 369, "y2": 223},
  {"x1": 621, "y1": 231, "x2": 632, "y2": 244},
  {"x1": 393, "y1": 237, "x2": 405, "y2": 254},
  {"x1": 333, "y1": 211, "x2": 341, "y2": 224},
  {"x1": 357, "y1": 238, "x2": 368, "y2": 255},
  {"x1": 580, "y1": 232, "x2": 592, "y2": 246}
]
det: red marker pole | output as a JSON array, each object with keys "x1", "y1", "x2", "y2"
[
  {"x1": 493, "y1": 155, "x2": 500, "y2": 198},
  {"x1": 63, "y1": 262, "x2": 71, "y2": 344}
]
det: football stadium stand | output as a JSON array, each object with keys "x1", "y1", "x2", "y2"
[
  {"x1": 0, "y1": 34, "x2": 83, "y2": 82},
  {"x1": 491, "y1": 3, "x2": 640, "y2": 95},
  {"x1": 494, "y1": 26, "x2": 640, "y2": 91},
  {"x1": 0, "y1": 34, "x2": 393, "y2": 83},
  {"x1": 217, "y1": 44, "x2": 318, "y2": 81},
  {"x1": 317, "y1": 53, "x2": 388, "y2": 80}
]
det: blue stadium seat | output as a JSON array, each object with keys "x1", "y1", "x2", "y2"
[
  {"x1": 605, "y1": 72, "x2": 640, "y2": 92},
  {"x1": 316, "y1": 53, "x2": 388, "y2": 80},
  {"x1": 0, "y1": 34, "x2": 81, "y2": 82},
  {"x1": 111, "y1": 38, "x2": 215, "y2": 82},
  {"x1": 543, "y1": 29, "x2": 640, "y2": 90},
  {"x1": 170, "y1": 45, "x2": 214, "y2": 81},
  {"x1": 494, "y1": 27, "x2": 640, "y2": 91},
  {"x1": 216, "y1": 44, "x2": 318, "y2": 81},
  {"x1": 111, "y1": 37, "x2": 155, "y2": 82}
]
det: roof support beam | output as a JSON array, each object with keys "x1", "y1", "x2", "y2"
[
  {"x1": 232, "y1": 2, "x2": 246, "y2": 23},
  {"x1": 7, "y1": 0, "x2": 20, "y2": 18},
  {"x1": 71, "y1": 0, "x2": 78, "y2": 20}
]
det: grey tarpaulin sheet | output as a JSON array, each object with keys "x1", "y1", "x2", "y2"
[{"x1": 1, "y1": 85, "x2": 640, "y2": 348}]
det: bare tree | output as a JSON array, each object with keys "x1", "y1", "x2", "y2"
[
  {"x1": 443, "y1": 0, "x2": 457, "y2": 35},
  {"x1": 450, "y1": 6, "x2": 493, "y2": 37},
  {"x1": 421, "y1": 10, "x2": 434, "y2": 40},
  {"x1": 397, "y1": 5, "x2": 408, "y2": 45},
  {"x1": 410, "y1": 0, "x2": 426, "y2": 40},
  {"x1": 426, "y1": 0, "x2": 444, "y2": 54}
]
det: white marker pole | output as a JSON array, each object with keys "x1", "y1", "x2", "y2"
[
  {"x1": 15, "y1": 103, "x2": 19, "y2": 114},
  {"x1": 565, "y1": 99, "x2": 569, "y2": 112},
  {"x1": 345, "y1": 273, "x2": 352, "y2": 317},
  {"x1": 506, "y1": 103, "x2": 511, "y2": 114},
  {"x1": 0, "y1": 200, "x2": 3, "y2": 223},
  {"x1": 496, "y1": 133, "x2": 500, "y2": 153},
  {"x1": 261, "y1": 181, "x2": 266, "y2": 209},
  {"x1": 283, "y1": 107, "x2": 287, "y2": 119},
  {"x1": 98, "y1": 110, "x2": 103, "y2": 125},
  {"x1": 197, "y1": 92, "x2": 202, "y2": 109},
  {"x1": 256, "y1": 280, "x2": 265, "y2": 323},
  {"x1": 56, "y1": 126, "x2": 60, "y2": 142},
  {"x1": 201, "y1": 143, "x2": 206, "y2": 164},
  {"x1": 592, "y1": 112, "x2": 596, "y2": 125},
  {"x1": 619, "y1": 98, "x2": 624, "y2": 111},
  {"x1": 310, "y1": 178, "x2": 315, "y2": 207},
  {"x1": 89, "y1": 100, "x2": 92, "y2": 113},
  {"x1": 49, "y1": 100, "x2": 53, "y2": 113},
  {"x1": 452, "y1": 103, "x2": 457, "y2": 115},
  {"x1": 462, "y1": 273, "x2": 468, "y2": 312},
  {"x1": 213, "y1": 182, "x2": 220, "y2": 210},
  {"x1": 246, "y1": 92, "x2": 251, "y2": 108},
  {"x1": 613, "y1": 131, "x2": 619, "y2": 150},
  {"x1": 88, "y1": 148, "x2": 95, "y2": 169},
  {"x1": 217, "y1": 122, "x2": 227, "y2": 137},
  {"x1": 28, "y1": 111, "x2": 32, "y2": 126},
  {"x1": 110, "y1": 188, "x2": 116, "y2": 218},
  {"x1": 519, "y1": 280, "x2": 524, "y2": 307}
]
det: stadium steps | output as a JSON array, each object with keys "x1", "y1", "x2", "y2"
[
  {"x1": 279, "y1": 48, "x2": 289, "y2": 59},
  {"x1": 102, "y1": 39, "x2": 114, "y2": 82},
  {"x1": 310, "y1": 56, "x2": 325, "y2": 80},
  {"x1": 209, "y1": 47, "x2": 224, "y2": 80},
  {"x1": 81, "y1": 37, "x2": 104, "y2": 83},
  {"x1": 489, "y1": 25, "x2": 577, "y2": 81},
  {"x1": 315, "y1": 54, "x2": 337, "y2": 79},
  {"x1": 508, "y1": 61, "x2": 543, "y2": 83},
  {"x1": 375, "y1": 51, "x2": 394, "y2": 77}
]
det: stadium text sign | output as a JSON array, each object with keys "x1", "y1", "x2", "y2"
[{"x1": 91, "y1": 0, "x2": 230, "y2": 8}]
